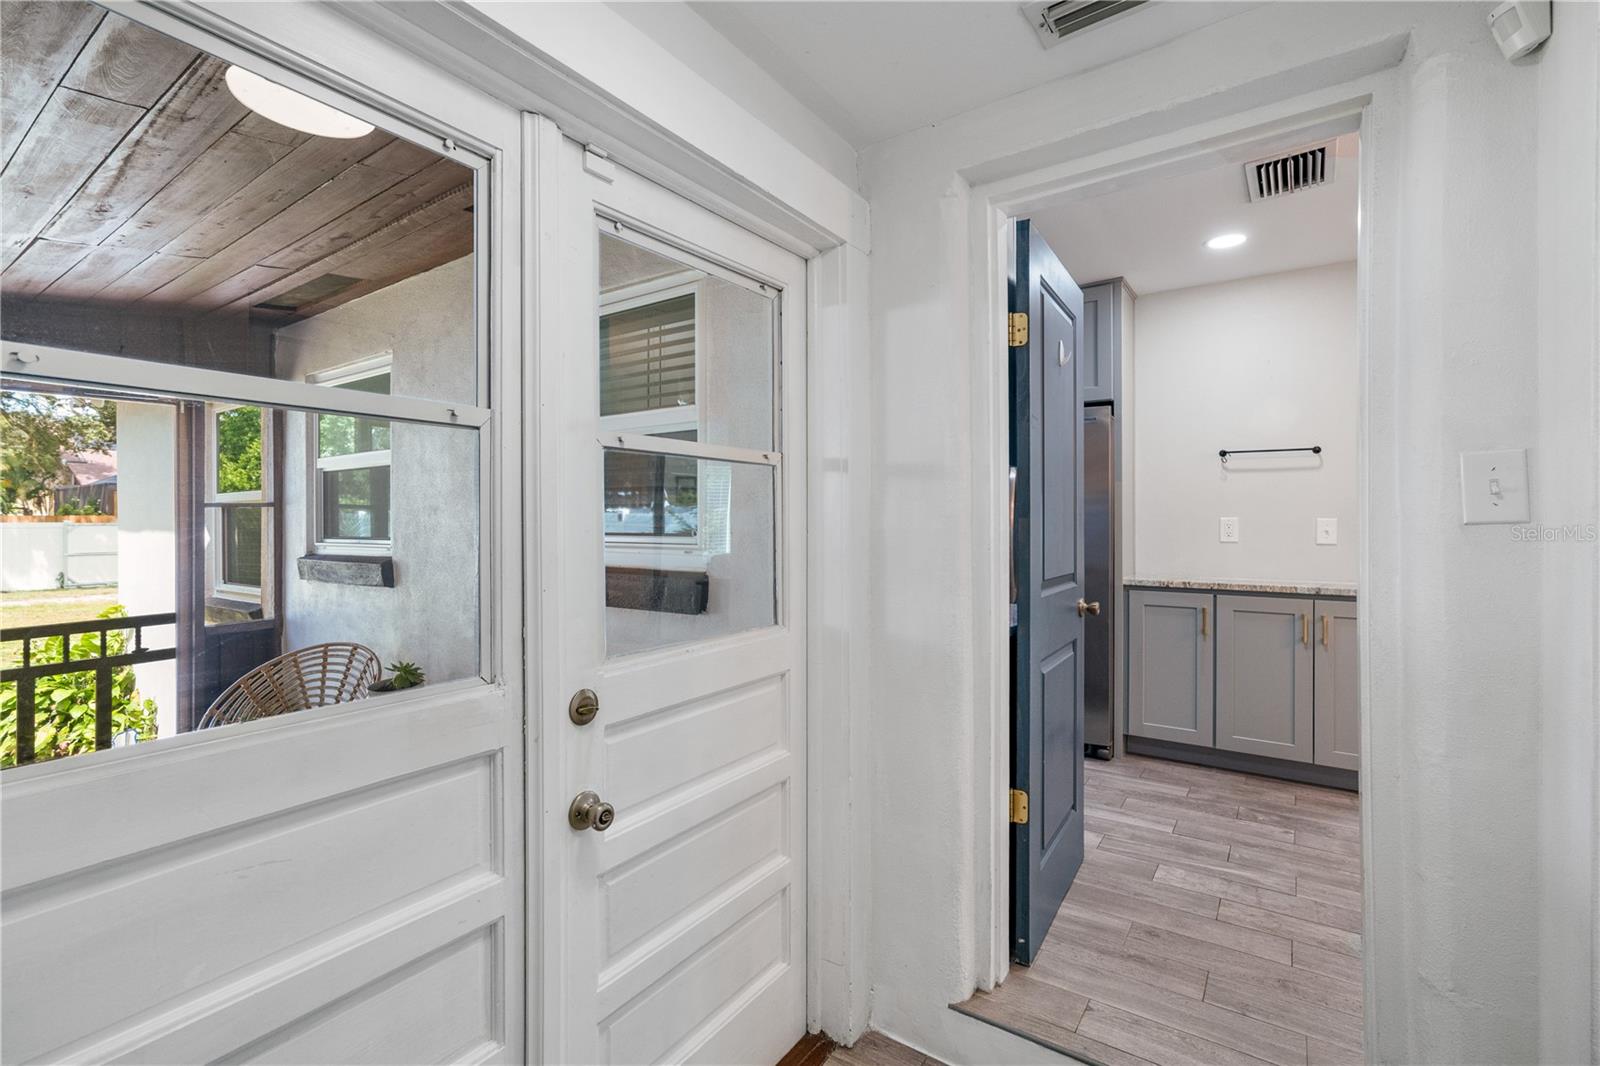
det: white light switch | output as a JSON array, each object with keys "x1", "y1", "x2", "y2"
[
  {"x1": 1460, "y1": 449, "x2": 1530, "y2": 524},
  {"x1": 1220, "y1": 516, "x2": 1240, "y2": 543},
  {"x1": 1316, "y1": 517, "x2": 1338, "y2": 545}
]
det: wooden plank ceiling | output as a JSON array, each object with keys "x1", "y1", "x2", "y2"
[{"x1": 0, "y1": 2, "x2": 474, "y2": 322}]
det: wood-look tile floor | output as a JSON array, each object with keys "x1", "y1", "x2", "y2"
[
  {"x1": 826, "y1": 1031, "x2": 947, "y2": 1066},
  {"x1": 957, "y1": 755, "x2": 1364, "y2": 1066}
]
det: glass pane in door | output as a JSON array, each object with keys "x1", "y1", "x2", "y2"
[
  {"x1": 598, "y1": 230, "x2": 776, "y2": 453},
  {"x1": 602, "y1": 449, "x2": 776, "y2": 658}
]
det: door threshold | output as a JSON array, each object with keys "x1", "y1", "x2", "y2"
[{"x1": 951, "y1": 988, "x2": 1114, "y2": 1066}]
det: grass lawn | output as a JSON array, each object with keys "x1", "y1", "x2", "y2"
[{"x1": 2, "y1": 587, "x2": 120, "y2": 669}]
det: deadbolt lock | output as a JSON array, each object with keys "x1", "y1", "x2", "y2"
[
  {"x1": 569, "y1": 790, "x2": 615, "y2": 832},
  {"x1": 1077, "y1": 599, "x2": 1102, "y2": 617},
  {"x1": 569, "y1": 688, "x2": 599, "y2": 726}
]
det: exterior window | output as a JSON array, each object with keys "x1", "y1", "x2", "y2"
[
  {"x1": 599, "y1": 284, "x2": 704, "y2": 550},
  {"x1": 311, "y1": 360, "x2": 392, "y2": 553},
  {"x1": 209, "y1": 404, "x2": 267, "y2": 598}
]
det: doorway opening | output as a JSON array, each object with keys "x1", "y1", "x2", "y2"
[{"x1": 970, "y1": 124, "x2": 1365, "y2": 1065}]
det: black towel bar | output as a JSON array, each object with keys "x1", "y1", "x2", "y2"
[{"x1": 1218, "y1": 445, "x2": 1322, "y2": 464}]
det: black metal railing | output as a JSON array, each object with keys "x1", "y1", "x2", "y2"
[{"x1": 1, "y1": 613, "x2": 176, "y2": 766}]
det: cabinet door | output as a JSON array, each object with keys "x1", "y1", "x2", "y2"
[
  {"x1": 1081, "y1": 281, "x2": 1116, "y2": 405},
  {"x1": 1127, "y1": 589, "x2": 1214, "y2": 746},
  {"x1": 1313, "y1": 599, "x2": 1360, "y2": 770},
  {"x1": 1215, "y1": 594, "x2": 1314, "y2": 762}
]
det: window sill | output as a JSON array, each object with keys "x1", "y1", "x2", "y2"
[
  {"x1": 603, "y1": 546, "x2": 710, "y2": 573},
  {"x1": 297, "y1": 554, "x2": 396, "y2": 588}
]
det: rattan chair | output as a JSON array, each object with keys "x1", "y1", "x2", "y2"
[{"x1": 198, "y1": 642, "x2": 382, "y2": 729}]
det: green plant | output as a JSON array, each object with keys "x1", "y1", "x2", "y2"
[
  {"x1": 0, "y1": 606, "x2": 158, "y2": 768},
  {"x1": 386, "y1": 661, "x2": 425, "y2": 690},
  {"x1": 57, "y1": 497, "x2": 104, "y2": 516}
]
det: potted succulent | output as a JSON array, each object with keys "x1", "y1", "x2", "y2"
[{"x1": 370, "y1": 660, "x2": 425, "y2": 693}]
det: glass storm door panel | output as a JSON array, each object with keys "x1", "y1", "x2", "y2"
[{"x1": 548, "y1": 141, "x2": 807, "y2": 1066}]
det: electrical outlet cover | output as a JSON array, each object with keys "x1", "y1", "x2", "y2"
[{"x1": 1220, "y1": 516, "x2": 1240, "y2": 543}]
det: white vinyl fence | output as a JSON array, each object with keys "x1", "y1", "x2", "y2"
[{"x1": 1, "y1": 522, "x2": 118, "y2": 592}]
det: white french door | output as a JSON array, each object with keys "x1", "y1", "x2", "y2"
[
  {"x1": 0, "y1": 6, "x2": 524, "y2": 1062},
  {"x1": 540, "y1": 139, "x2": 808, "y2": 1065}
]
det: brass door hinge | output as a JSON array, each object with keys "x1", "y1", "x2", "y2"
[
  {"x1": 1008, "y1": 312, "x2": 1029, "y2": 347},
  {"x1": 1009, "y1": 788, "x2": 1030, "y2": 824}
]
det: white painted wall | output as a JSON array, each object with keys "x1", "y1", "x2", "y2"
[
  {"x1": 115, "y1": 402, "x2": 177, "y2": 739},
  {"x1": 0, "y1": 522, "x2": 116, "y2": 592},
  {"x1": 1531, "y1": 3, "x2": 1600, "y2": 1061},
  {"x1": 856, "y1": 2, "x2": 1600, "y2": 1063},
  {"x1": 1130, "y1": 262, "x2": 1358, "y2": 585},
  {"x1": 274, "y1": 258, "x2": 479, "y2": 684}
]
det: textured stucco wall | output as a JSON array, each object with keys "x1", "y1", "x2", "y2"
[{"x1": 272, "y1": 257, "x2": 479, "y2": 683}]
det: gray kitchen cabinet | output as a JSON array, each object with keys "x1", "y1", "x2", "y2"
[
  {"x1": 1313, "y1": 598, "x2": 1360, "y2": 770},
  {"x1": 1215, "y1": 594, "x2": 1314, "y2": 763},
  {"x1": 1080, "y1": 280, "x2": 1119, "y2": 406},
  {"x1": 1127, "y1": 589, "x2": 1214, "y2": 746}
]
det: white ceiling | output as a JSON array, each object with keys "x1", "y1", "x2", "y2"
[
  {"x1": 686, "y1": 1, "x2": 1263, "y2": 149},
  {"x1": 1028, "y1": 134, "x2": 1360, "y2": 295}
]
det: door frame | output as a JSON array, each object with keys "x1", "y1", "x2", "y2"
[{"x1": 966, "y1": 91, "x2": 1378, "y2": 1033}]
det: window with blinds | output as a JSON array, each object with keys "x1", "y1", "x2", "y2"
[{"x1": 599, "y1": 293, "x2": 696, "y2": 416}]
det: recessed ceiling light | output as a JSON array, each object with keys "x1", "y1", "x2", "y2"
[
  {"x1": 225, "y1": 66, "x2": 375, "y2": 139},
  {"x1": 1205, "y1": 232, "x2": 1248, "y2": 251}
]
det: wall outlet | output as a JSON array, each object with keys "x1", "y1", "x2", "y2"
[
  {"x1": 1316, "y1": 517, "x2": 1338, "y2": 545},
  {"x1": 1219, "y1": 516, "x2": 1240, "y2": 543}
]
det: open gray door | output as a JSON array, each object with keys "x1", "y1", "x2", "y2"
[{"x1": 1009, "y1": 220, "x2": 1087, "y2": 965}]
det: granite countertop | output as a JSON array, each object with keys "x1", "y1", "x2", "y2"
[{"x1": 1124, "y1": 576, "x2": 1358, "y2": 598}]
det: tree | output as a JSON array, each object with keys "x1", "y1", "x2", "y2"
[
  {"x1": 0, "y1": 392, "x2": 117, "y2": 514},
  {"x1": 215, "y1": 406, "x2": 263, "y2": 494}
]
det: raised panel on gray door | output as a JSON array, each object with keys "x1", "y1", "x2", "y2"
[
  {"x1": 1126, "y1": 589, "x2": 1214, "y2": 746},
  {"x1": 1314, "y1": 598, "x2": 1360, "y2": 770},
  {"x1": 1215, "y1": 594, "x2": 1314, "y2": 763},
  {"x1": 1080, "y1": 281, "x2": 1116, "y2": 406}
]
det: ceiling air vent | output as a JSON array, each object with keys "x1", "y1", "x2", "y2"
[
  {"x1": 1023, "y1": 0, "x2": 1149, "y2": 48},
  {"x1": 1244, "y1": 141, "x2": 1336, "y2": 202}
]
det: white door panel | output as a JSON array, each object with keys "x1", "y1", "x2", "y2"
[
  {"x1": 549, "y1": 140, "x2": 807, "y2": 1066},
  {"x1": 0, "y1": 8, "x2": 525, "y2": 1061}
]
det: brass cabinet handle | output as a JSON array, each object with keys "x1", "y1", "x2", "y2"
[
  {"x1": 1301, "y1": 613, "x2": 1310, "y2": 646},
  {"x1": 1200, "y1": 606, "x2": 1208, "y2": 639},
  {"x1": 1077, "y1": 599, "x2": 1101, "y2": 617},
  {"x1": 1321, "y1": 615, "x2": 1330, "y2": 649}
]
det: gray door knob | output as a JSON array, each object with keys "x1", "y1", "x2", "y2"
[{"x1": 568, "y1": 790, "x2": 615, "y2": 832}]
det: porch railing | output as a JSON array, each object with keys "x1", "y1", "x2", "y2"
[{"x1": 1, "y1": 613, "x2": 176, "y2": 766}]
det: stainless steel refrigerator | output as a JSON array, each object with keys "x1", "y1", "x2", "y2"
[{"x1": 1083, "y1": 405, "x2": 1115, "y2": 758}]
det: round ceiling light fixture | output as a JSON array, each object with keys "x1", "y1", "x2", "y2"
[
  {"x1": 1205, "y1": 232, "x2": 1248, "y2": 251},
  {"x1": 225, "y1": 66, "x2": 375, "y2": 139}
]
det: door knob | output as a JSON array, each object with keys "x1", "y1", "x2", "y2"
[
  {"x1": 568, "y1": 790, "x2": 615, "y2": 832},
  {"x1": 1077, "y1": 599, "x2": 1101, "y2": 617}
]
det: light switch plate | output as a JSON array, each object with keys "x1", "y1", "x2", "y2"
[
  {"x1": 1316, "y1": 517, "x2": 1338, "y2": 545},
  {"x1": 1219, "y1": 516, "x2": 1240, "y2": 543},
  {"x1": 1460, "y1": 449, "x2": 1530, "y2": 524}
]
